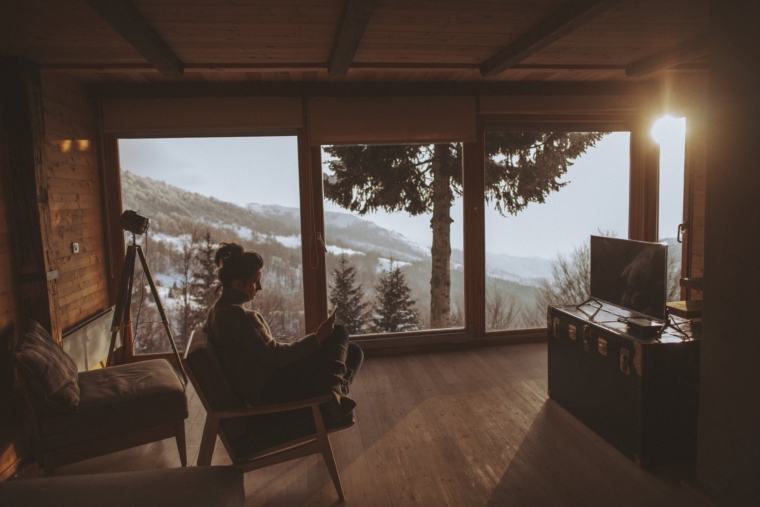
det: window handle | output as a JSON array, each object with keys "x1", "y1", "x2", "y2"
[{"x1": 677, "y1": 221, "x2": 688, "y2": 243}]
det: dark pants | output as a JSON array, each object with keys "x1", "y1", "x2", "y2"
[{"x1": 260, "y1": 325, "x2": 363, "y2": 405}]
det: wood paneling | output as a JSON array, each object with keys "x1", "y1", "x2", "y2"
[
  {"x1": 480, "y1": 0, "x2": 624, "y2": 76},
  {"x1": 698, "y1": 2, "x2": 760, "y2": 503},
  {"x1": 84, "y1": 0, "x2": 184, "y2": 78},
  {"x1": 0, "y1": 62, "x2": 28, "y2": 483},
  {"x1": 15, "y1": 344, "x2": 712, "y2": 507},
  {"x1": 2, "y1": 0, "x2": 708, "y2": 84},
  {"x1": 40, "y1": 74, "x2": 110, "y2": 333}
]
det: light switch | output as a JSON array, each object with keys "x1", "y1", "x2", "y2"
[{"x1": 72, "y1": 242, "x2": 80, "y2": 254}]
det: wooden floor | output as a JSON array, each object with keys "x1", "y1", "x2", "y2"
[{"x1": 17, "y1": 343, "x2": 712, "y2": 507}]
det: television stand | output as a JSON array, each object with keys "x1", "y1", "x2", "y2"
[{"x1": 548, "y1": 302, "x2": 700, "y2": 467}]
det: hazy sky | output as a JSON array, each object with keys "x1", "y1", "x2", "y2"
[{"x1": 118, "y1": 118, "x2": 685, "y2": 260}]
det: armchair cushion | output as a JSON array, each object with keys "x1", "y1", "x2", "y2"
[
  {"x1": 37, "y1": 359, "x2": 188, "y2": 450},
  {"x1": 13, "y1": 319, "x2": 80, "y2": 412}
]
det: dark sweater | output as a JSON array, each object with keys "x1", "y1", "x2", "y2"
[{"x1": 203, "y1": 287, "x2": 321, "y2": 405}]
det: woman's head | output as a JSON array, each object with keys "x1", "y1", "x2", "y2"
[{"x1": 215, "y1": 243, "x2": 264, "y2": 299}]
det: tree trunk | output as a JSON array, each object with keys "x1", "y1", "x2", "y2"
[{"x1": 429, "y1": 144, "x2": 452, "y2": 329}]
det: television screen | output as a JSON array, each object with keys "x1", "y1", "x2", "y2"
[{"x1": 590, "y1": 236, "x2": 668, "y2": 321}]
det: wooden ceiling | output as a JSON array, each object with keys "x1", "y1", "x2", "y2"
[{"x1": 0, "y1": 0, "x2": 709, "y2": 84}]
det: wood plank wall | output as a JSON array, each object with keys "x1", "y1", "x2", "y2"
[
  {"x1": 41, "y1": 74, "x2": 110, "y2": 332},
  {"x1": 0, "y1": 101, "x2": 27, "y2": 481},
  {"x1": 0, "y1": 73, "x2": 110, "y2": 481}
]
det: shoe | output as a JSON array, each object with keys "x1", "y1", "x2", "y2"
[
  {"x1": 339, "y1": 367, "x2": 356, "y2": 395},
  {"x1": 322, "y1": 392, "x2": 356, "y2": 423}
]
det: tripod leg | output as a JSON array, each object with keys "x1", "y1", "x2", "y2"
[
  {"x1": 122, "y1": 252, "x2": 137, "y2": 363},
  {"x1": 107, "y1": 246, "x2": 136, "y2": 367},
  {"x1": 136, "y1": 246, "x2": 189, "y2": 384}
]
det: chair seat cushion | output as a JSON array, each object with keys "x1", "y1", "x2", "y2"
[
  {"x1": 0, "y1": 467, "x2": 244, "y2": 507},
  {"x1": 230, "y1": 405, "x2": 353, "y2": 460},
  {"x1": 38, "y1": 359, "x2": 188, "y2": 450}
]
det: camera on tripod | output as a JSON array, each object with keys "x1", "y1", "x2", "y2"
[
  {"x1": 120, "y1": 210, "x2": 150, "y2": 235},
  {"x1": 107, "y1": 209, "x2": 187, "y2": 383}
]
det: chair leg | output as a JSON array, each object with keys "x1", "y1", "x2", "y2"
[
  {"x1": 175, "y1": 420, "x2": 187, "y2": 467},
  {"x1": 312, "y1": 406, "x2": 345, "y2": 503},
  {"x1": 197, "y1": 416, "x2": 219, "y2": 466},
  {"x1": 42, "y1": 452, "x2": 56, "y2": 477}
]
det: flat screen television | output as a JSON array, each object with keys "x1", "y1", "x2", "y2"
[{"x1": 590, "y1": 236, "x2": 668, "y2": 321}]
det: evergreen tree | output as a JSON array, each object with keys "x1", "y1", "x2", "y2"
[
  {"x1": 173, "y1": 229, "x2": 203, "y2": 350},
  {"x1": 370, "y1": 259, "x2": 420, "y2": 333},
  {"x1": 192, "y1": 231, "x2": 218, "y2": 316},
  {"x1": 328, "y1": 254, "x2": 369, "y2": 334},
  {"x1": 324, "y1": 133, "x2": 605, "y2": 328}
]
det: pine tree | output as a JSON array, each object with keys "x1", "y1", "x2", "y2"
[
  {"x1": 174, "y1": 229, "x2": 203, "y2": 351},
  {"x1": 325, "y1": 133, "x2": 605, "y2": 329},
  {"x1": 370, "y1": 259, "x2": 420, "y2": 333},
  {"x1": 329, "y1": 254, "x2": 369, "y2": 334},
  {"x1": 192, "y1": 231, "x2": 218, "y2": 316}
]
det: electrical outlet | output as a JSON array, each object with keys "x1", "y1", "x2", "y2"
[{"x1": 72, "y1": 242, "x2": 80, "y2": 254}]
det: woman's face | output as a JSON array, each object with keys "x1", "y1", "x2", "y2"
[{"x1": 233, "y1": 269, "x2": 263, "y2": 300}]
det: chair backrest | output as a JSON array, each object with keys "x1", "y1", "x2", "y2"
[{"x1": 184, "y1": 328, "x2": 247, "y2": 441}]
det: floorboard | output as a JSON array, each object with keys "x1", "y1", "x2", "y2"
[{"x1": 14, "y1": 343, "x2": 712, "y2": 507}]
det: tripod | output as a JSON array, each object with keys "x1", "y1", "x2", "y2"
[{"x1": 107, "y1": 233, "x2": 188, "y2": 384}]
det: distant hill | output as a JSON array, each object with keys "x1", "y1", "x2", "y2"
[
  {"x1": 123, "y1": 171, "x2": 427, "y2": 262},
  {"x1": 122, "y1": 171, "x2": 551, "y2": 286}
]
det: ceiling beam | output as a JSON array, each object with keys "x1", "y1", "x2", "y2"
[
  {"x1": 480, "y1": 0, "x2": 623, "y2": 77},
  {"x1": 84, "y1": 0, "x2": 183, "y2": 77},
  {"x1": 328, "y1": 0, "x2": 378, "y2": 77},
  {"x1": 626, "y1": 34, "x2": 711, "y2": 78},
  {"x1": 38, "y1": 62, "x2": 709, "y2": 74}
]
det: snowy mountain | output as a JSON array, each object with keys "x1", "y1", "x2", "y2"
[{"x1": 122, "y1": 170, "x2": 552, "y2": 286}]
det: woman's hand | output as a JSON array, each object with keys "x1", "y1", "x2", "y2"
[{"x1": 316, "y1": 312, "x2": 336, "y2": 343}]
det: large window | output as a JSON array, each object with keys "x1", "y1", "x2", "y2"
[
  {"x1": 484, "y1": 131, "x2": 630, "y2": 331},
  {"x1": 118, "y1": 137, "x2": 304, "y2": 354},
  {"x1": 107, "y1": 104, "x2": 682, "y2": 350},
  {"x1": 321, "y1": 143, "x2": 465, "y2": 336}
]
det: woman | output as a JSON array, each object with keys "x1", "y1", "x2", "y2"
[{"x1": 203, "y1": 243, "x2": 363, "y2": 422}]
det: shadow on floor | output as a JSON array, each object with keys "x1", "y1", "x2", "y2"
[{"x1": 485, "y1": 400, "x2": 709, "y2": 507}]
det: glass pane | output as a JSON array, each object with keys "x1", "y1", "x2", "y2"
[
  {"x1": 484, "y1": 132, "x2": 629, "y2": 331},
  {"x1": 118, "y1": 137, "x2": 304, "y2": 354},
  {"x1": 652, "y1": 116, "x2": 687, "y2": 302},
  {"x1": 321, "y1": 143, "x2": 465, "y2": 336}
]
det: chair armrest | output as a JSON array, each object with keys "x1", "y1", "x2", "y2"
[{"x1": 214, "y1": 394, "x2": 333, "y2": 419}]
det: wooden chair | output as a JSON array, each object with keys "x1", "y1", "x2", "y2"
[{"x1": 184, "y1": 328, "x2": 354, "y2": 503}]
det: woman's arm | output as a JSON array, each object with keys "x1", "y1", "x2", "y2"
[{"x1": 220, "y1": 306, "x2": 320, "y2": 368}]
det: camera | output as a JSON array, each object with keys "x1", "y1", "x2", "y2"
[{"x1": 120, "y1": 210, "x2": 150, "y2": 235}]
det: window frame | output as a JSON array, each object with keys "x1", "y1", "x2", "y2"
[{"x1": 101, "y1": 111, "x2": 665, "y2": 355}]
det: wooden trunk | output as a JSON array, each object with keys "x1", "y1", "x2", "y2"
[{"x1": 548, "y1": 303, "x2": 700, "y2": 467}]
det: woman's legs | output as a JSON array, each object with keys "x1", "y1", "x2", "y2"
[
  {"x1": 261, "y1": 325, "x2": 362, "y2": 404},
  {"x1": 346, "y1": 342, "x2": 364, "y2": 375}
]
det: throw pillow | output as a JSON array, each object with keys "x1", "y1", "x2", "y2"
[{"x1": 14, "y1": 319, "x2": 80, "y2": 412}]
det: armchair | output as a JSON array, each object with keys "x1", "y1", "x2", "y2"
[
  {"x1": 13, "y1": 320, "x2": 188, "y2": 476},
  {"x1": 184, "y1": 328, "x2": 354, "y2": 502}
]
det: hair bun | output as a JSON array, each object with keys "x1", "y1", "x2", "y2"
[{"x1": 214, "y1": 243, "x2": 244, "y2": 268}]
